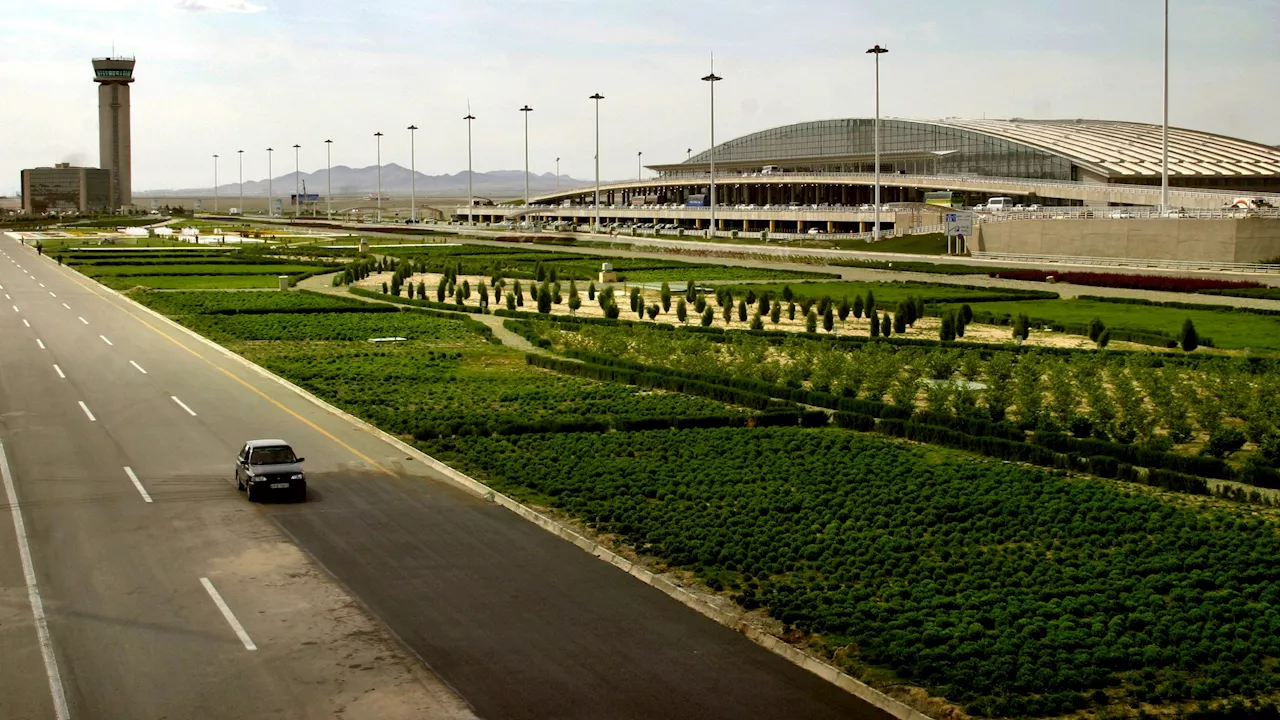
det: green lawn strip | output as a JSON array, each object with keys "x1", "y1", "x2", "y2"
[
  {"x1": 98, "y1": 275, "x2": 285, "y2": 290},
  {"x1": 855, "y1": 232, "x2": 949, "y2": 255},
  {"x1": 175, "y1": 309, "x2": 480, "y2": 344},
  {"x1": 721, "y1": 280, "x2": 1054, "y2": 306},
  {"x1": 129, "y1": 288, "x2": 377, "y2": 315},
  {"x1": 1199, "y1": 286, "x2": 1280, "y2": 301},
  {"x1": 79, "y1": 263, "x2": 326, "y2": 277},
  {"x1": 424, "y1": 426, "x2": 1280, "y2": 715},
  {"x1": 966, "y1": 298, "x2": 1280, "y2": 350},
  {"x1": 234, "y1": 342, "x2": 745, "y2": 440}
]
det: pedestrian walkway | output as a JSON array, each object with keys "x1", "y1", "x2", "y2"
[{"x1": 296, "y1": 272, "x2": 538, "y2": 352}]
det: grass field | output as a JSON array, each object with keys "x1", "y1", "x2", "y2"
[
  {"x1": 966, "y1": 298, "x2": 1280, "y2": 350},
  {"x1": 854, "y1": 232, "x2": 948, "y2": 255},
  {"x1": 98, "y1": 274, "x2": 287, "y2": 289}
]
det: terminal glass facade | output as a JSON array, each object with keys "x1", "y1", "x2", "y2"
[{"x1": 684, "y1": 119, "x2": 1075, "y2": 181}]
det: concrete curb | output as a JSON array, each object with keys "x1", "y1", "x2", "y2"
[{"x1": 23, "y1": 241, "x2": 932, "y2": 720}]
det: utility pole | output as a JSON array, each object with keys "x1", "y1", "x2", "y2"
[
  {"x1": 866, "y1": 44, "x2": 888, "y2": 242},
  {"x1": 701, "y1": 57, "x2": 722, "y2": 238},
  {"x1": 589, "y1": 93, "x2": 604, "y2": 232},
  {"x1": 324, "y1": 139, "x2": 333, "y2": 221},
  {"x1": 464, "y1": 110, "x2": 475, "y2": 225}
]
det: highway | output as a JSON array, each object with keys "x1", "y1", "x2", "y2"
[{"x1": 0, "y1": 234, "x2": 892, "y2": 720}]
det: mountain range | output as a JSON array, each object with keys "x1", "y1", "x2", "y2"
[{"x1": 138, "y1": 164, "x2": 594, "y2": 198}]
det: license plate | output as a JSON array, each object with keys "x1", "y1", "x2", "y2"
[{"x1": 270, "y1": 483, "x2": 290, "y2": 489}]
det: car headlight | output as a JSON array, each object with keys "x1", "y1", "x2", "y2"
[{"x1": 290, "y1": 473, "x2": 305, "y2": 480}]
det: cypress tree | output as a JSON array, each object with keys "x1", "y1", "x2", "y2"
[
  {"x1": 1088, "y1": 316, "x2": 1106, "y2": 342},
  {"x1": 537, "y1": 283, "x2": 552, "y2": 313},
  {"x1": 677, "y1": 299, "x2": 688, "y2": 324},
  {"x1": 588, "y1": 282, "x2": 596, "y2": 301},
  {"x1": 940, "y1": 312, "x2": 956, "y2": 342},
  {"x1": 823, "y1": 306, "x2": 834, "y2": 333},
  {"x1": 513, "y1": 280, "x2": 524, "y2": 306},
  {"x1": 630, "y1": 287, "x2": 641, "y2": 312},
  {"x1": 838, "y1": 297, "x2": 850, "y2": 321},
  {"x1": 961, "y1": 304, "x2": 973, "y2": 324},
  {"x1": 455, "y1": 286, "x2": 465, "y2": 306},
  {"x1": 746, "y1": 289, "x2": 757, "y2": 305},
  {"x1": 895, "y1": 300, "x2": 910, "y2": 327},
  {"x1": 894, "y1": 310, "x2": 907, "y2": 334},
  {"x1": 695, "y1": 295, "x2": 707, "y2": 313},
  {"x1": 817, "y1": 295, "x2": 831, "y2": 318},
  {"x1": 701, "y1": 307, "x2": 714, "y2": 326},
  {"x1": 758, "y1": 294, "x2": 770, "y2": 317},
  {"x1": 549, "y1": 267, "x2": 558, "y2": 284},
  {"x1": 647, "y1": 303, "x2": 659, "y2": 320},
  {"x1": 770, "y1": 302, "x2": 781, "y2": 324},
  {"x1": 479, "y1": 281, "x2": 489, "y2": 308},
  {"x1": 955, "y1": 311, "x2": 967, "y2": 338},
  {"x1": 637, "y1": 296, "x2": 645, "y2": 319},
  {"x1": 864, "y1": 290, "x2": 876, "y2": 316},
  {"x1": 660, "y1": 282, "x2": 672, "y2": 312},
  {"x1": 788, "y1": 301, "x2": 796, "y2": 321},
  {"x1": 1098, "y1": 328, "x2": 1111, "y2": 348},
  {"x1": 418, "y1": 280, "x2": 427, "y2": 300},
  {"x1": 535, "y1": 261, "x2": 545, "y2": 282},
  {"x1": 869, "y1": 307, "x2": 880, "y2": 337},
  {"x1": 723, "y1": 301, "x2": 733, "y2": 324},
  {"x1": 381, "y1": 281, "x2": 388, "y2": 294},
  {"x1": 913, "y1": 296, "x2": 926, "y2": 324},
  {"x1": 462, "y1": 279, "x2": 471, "y2": 299},
  {"x1": 805, "y1": 310, "x2": 818, "y2": 333},
  {"x1": 782, "y1": 285, "x2": 794, "y2": 302},
  {"x1": 853, "y1": 295, "x2": 865, "y2": 319},
  {"x1": 685, "y1": 280, "x2": 696, "y2": 302},
  {"x1": 738, "y1": 299, "x2": 748, "y2": 322},
  {"x1": 1179, "y1": 318, "x2": 1198, "y2": 352},
  {"x1": 568, "y1": 294, "x2": 581, "y2": 315},
  {"x1": 751, "y1": 313, "x2": 764, "y2": 331},
  {"x1": 506, "y1": 293, "x2": 516, "y2": 310},
  {"x1": 881, "y1": 314, "x2": 892, "y2": 337}
]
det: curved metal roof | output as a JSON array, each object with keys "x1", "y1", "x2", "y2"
[{"x1": 686, "y1": 118, "x2": 1280, "y2": 178}]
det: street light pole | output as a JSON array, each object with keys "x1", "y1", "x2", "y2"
[
  {"x1": 325, "y1": 139, "x2": 333, "y2": 221},
  {"x1": 701, "y1": 61, "x2": 722, "y2": 238},
  {"x1": 464, "y1": 112, "x2": 475, "y2": 225},
  {"x1": 374, "y1": 132, "x2": 383, "y2": 223},
  {"x1": 266, "y1": 147, "x2": 273, "y2": 216},
  {"x1": 212, "y1": 154, "x2": 219, "y2": 214},
  {"x1": 520, "y1": 105, "x2": 533, "y2": 207},
  {"x1": 589, "y1": 93, "x2": 604, "y2": 232},
  {"x1": 866, "y1": 44, "x2": 888, "y2": 242},
  {"x1": 1161, "y1": 0, "x2": 1169, "y2": 214},
  {"x1": 637, "y1": 151, "x2": 642, "y2": 182},
  {"x1": 292, "y1": 144, "x2": 301, "y2": 217},
  {"x1": 237, "y1": 150, "x2": 243, "y2": 215},
  {"x1": 407, "y1": 124, "x2": 418, "y2": 223},
  {"x1": 556, "y1": 157, "x2": 560, "y2": 191}
]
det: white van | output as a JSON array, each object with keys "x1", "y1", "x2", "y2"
[
  {"x1": 986, "y1": 197, "x2": 1015, "y2": 211},
  {"x1": 761, "y1": 165, "x2": 784, "y2": 175}
]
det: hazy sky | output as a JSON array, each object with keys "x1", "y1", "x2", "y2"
[{"x1": 3, "y1": 0, "x2": 1277, "y2": 192}]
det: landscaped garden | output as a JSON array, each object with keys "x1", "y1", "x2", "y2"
[{"x1": 90, "y1": 242, "x2": 1280, "y2": 719}]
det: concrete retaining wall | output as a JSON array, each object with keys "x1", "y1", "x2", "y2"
[{"x1": 977, "y1": 218, "x2": 1280, "y2": 263}]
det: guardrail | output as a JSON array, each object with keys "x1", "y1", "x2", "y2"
[
  {"x1": 978, "y1": 207, "x2": 1280, "y2": 222},
  {"x1": 971, "y1": 250, "x2": 1280, "y2": 275}
]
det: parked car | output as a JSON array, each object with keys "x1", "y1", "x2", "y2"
[
  {"x1": 807, "y1": 227, "x2": 821, "y2": 235},
  {"x1": 235, "y1": 439, "x2": 306, "y2": 502}
]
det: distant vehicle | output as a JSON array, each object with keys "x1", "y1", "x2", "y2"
[
  {"x1": 686, "y1": 194, "x2": 709, "y2": 207},
  {"x1": 973, "y1": 203, "x2": 987, "y2": 212},
  {"x1": 807, "y1": 227, "x2": 821, "y2": 235},
  {"x1": 986, "y1": 197, "x2": 1015, "y2": 211},
  {"x1": 1227, "y1": 197, "x2": 1267, "y2": 210},
  {"x1": 1027, "y1": 204, "x2": 1041, "y2": 211},
  {"x1": 761, "y1": 165, "x2": 784, "y2": 175},
  {"x1": 236, "y1": 439, "x2": 306, "y2": 502},
  {"x1": 1110, "y1": 210, "x2": 1134, "y2": 219}
]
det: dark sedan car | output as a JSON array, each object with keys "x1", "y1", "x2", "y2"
[{"x1": 235, "y1": 439, "x2": 307, "y2": 502}]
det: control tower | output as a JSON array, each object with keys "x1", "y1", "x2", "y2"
[{"x1": 92, "y1": 56, "x2": 135, "y2": 208}]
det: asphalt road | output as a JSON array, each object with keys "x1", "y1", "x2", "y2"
[{"x1": 0, "y1": 236, "x2": 892, "y2": 720}]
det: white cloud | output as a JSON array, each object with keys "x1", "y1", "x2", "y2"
[{"x1": 170, "y1": 0, "x2": 266, "y2": 12}]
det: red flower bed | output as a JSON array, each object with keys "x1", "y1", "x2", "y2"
[{"x1": 990, "y1": 270, "x2": 1265, "y2": 293}]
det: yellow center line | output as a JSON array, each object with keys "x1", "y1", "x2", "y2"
[{"x1": 46, "y1": 257, "x2": 394, "y2": 476}]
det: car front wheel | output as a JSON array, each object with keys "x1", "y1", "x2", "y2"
[{"x1": 246, "y1": 482, "x2": 258, "y2": 503}]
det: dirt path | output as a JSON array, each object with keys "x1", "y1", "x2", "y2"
[{"x1": 296, "y1": 272, "x2": 537, "y2": 352}]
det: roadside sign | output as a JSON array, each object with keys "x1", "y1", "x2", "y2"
[{"x1": 945, "y1": 211, "x2": 973, "y2": 237}]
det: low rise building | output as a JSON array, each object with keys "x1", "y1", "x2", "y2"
[{"x1": 20, "y1": 163, "x2": 112, "y2": 213}]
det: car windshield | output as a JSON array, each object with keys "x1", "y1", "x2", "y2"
[{"x1": 250, "y1": 446, "x2": 296, "y2": 465}]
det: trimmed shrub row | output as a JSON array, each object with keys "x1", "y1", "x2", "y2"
[
  {"x1": 350, "y1": 285, "x2": 488, "y2": 314},
  {"x1": 1031, "y1": 431, "x2": 1232, "y2": 480},
  {"x1": 991, "y1": 270, "x2": 1265, "y2": 294},
  {"x1": 1076, "y1": 294, "x2": 1280, "y2": 318}
]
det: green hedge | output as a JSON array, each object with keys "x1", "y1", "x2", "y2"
[
  {"x1": 350, "y1": 286, "x2": 489, "y2": 314},
  {"x1": 1076, "y1": 294, "x2": 1280, "y2": 318}
]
